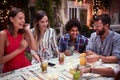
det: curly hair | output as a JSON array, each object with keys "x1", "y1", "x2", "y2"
[{"x1": 65, "y1": 18, "x2": 81, "y2": 33}]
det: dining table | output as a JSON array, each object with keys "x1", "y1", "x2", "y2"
[{"x1": 0, "y1": 53, "x2": 119, "y2": 80}]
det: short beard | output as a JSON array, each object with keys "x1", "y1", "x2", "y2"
[{"x1": 97, "y1": 27, "x2": 105, "y2": 36}]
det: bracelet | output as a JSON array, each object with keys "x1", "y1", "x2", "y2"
[{"x1": 89, "y1": 68, "x2": 91, "y2": 73}]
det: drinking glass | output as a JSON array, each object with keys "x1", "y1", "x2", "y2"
[
  {"x1": 41, "y1": 60, "x2": 48, "y2": 73},
  {"x1": 69, "y1": 68, "x2": 75, "y2": 74},
  {"x1": 80, "y1": 55, "x2": 86, "y2": 66},
  {"x1": 73, "y1": 70, "x2": 81, "y2": 80},
  {"x1": 58, "y1": 53, "x2": 64, "y2": 64},
  {"x1": 70, "y1": 46, "x2": 74, "y2": 55},
  {"x1": 68, "y1": 45, "x2": 74, "y2": 55}
]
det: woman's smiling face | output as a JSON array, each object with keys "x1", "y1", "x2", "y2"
[
  {"x1": 10, "y1": 12, "x2": 25, "y2": 30},
  {"x1": 38, "y1": 15, "x2": 49, "y2": 31}
]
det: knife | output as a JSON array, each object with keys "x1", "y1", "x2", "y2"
[
  {"x1": 21, "y1": 75, "x2": 27, "y2": 80},
  {"x1": 29, "y1": 70, "x2": 43, "y2": 80}
]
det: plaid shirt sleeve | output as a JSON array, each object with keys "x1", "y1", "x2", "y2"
[
  {"x1": 58, "y1": 35, "x2": 65, "y2": 52},
  {"x1": 58, "y1": 34, "x2": 70, "y2": 52},
  {"x1": 77, "y1": 35, "x2": 88, "y2": 53}
]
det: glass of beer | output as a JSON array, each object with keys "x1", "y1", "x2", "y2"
[
  {"x1": 41, "y1": 60, "x2": 48, "y2": 73},
  {"x1": 58, "y1": 53, "x2": 64, "y2": 64}
]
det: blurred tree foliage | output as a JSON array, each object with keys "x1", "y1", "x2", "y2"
[
  {"x1": 12, "y1": 0, "x2": 29, "y2": 22},
  {"x1": 35, "y1": 0, "x2": 61, "y2": 28},
  {"x1": 81, "y1": 25, "x2": 91, "y2": 38},
  {"x1": 0, "y1": 0, "x2": 29, "y2": 31}
]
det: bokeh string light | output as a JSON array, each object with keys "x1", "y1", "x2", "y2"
[
  {"x1": 92, "y1": 0, "x2": 101, "y2": 18},
  {"x1": 0, "y1": 0, "x2": 12, "y2": 30}
]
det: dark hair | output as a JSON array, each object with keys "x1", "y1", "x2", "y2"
[
  {"x1": 33, "y1": 10, "x2": 48, "y2": 43},
  {"x1": 65, "y1": 18, "x2": 81, "y2": 32},
  {"x1": 7, "y1": 7, "x2": 25, "y2": 35},
  {"x1": 34, "y1": 10, "x2": 47, "y2": 23},
  {"x1": 94, "y1": 14, "x2": 111, "y2": 26}
]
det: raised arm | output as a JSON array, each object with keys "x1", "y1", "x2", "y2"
[{"x1": 24, "y1": 24, "x2": 37, "y2": 50}]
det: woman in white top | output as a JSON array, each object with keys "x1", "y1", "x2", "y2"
[{"x1": 31, "y1": 10, "x2": 59, "y2": 64}]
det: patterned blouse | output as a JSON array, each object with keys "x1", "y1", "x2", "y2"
[{"x1": 31, "y1": 28, "x2": 59, "y2": 64}]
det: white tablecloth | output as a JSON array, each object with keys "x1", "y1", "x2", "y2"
[{"x1": 0, "y1": 53, "x2": 119, "y2": 80}]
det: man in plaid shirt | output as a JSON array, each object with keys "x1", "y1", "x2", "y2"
[{"x1": 58, "y1": 18, "x2": 88, "y2": 56}]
